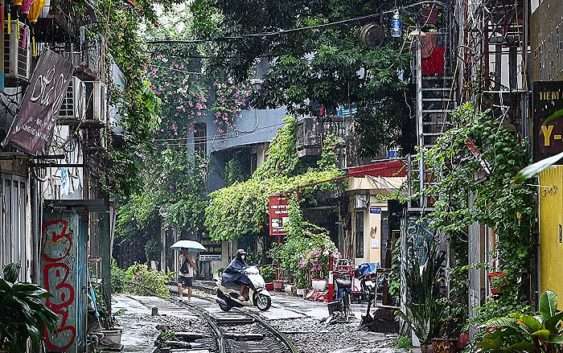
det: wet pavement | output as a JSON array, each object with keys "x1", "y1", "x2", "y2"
[
  {"x1": 113, "y1": 291, "x2": 402, "y2": 353},
  {"x1": 113, "y1": 295, "x2": 161, "y2": 353},
  {"x1": 112, "y1": 295, "x2": 209, "y2": 353}
]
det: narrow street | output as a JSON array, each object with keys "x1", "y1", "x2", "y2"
[{"x1": 0, "y1": 0, "x2": 561, "y2": 353}]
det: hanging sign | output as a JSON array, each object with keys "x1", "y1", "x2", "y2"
[
  {"x1": 533, "y1": 81, "x2": 563, "y2": 162},
  {"x1": 268, "y1": 195, "x2": 289, "y2": 237},
  {"x1": 2, "y1": 50, "x2": 73, "y2": 155}
]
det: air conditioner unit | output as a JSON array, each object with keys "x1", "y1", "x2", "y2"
[
  {"x1": 57, "y1": 77, "x2": 86, "y2": 119},
  {"x1": 4, "y1": 20, "x2": 32, "y2": 82},
  {"x1": 355, "y1": 194, "x2": 368, "y2": 209},
  {"x1": 92, "y1": 81, "x2": 107, "y2": 123}
]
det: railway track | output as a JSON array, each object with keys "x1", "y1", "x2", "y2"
[{"x1": 171, "y1": 295, "x2": 299, "y2": 353}]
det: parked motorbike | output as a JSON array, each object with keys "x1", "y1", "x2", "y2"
[{"x1": 216, "y1": 266, "x2": 272, "y2": 312}]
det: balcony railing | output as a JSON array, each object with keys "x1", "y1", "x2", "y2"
[
  {"x1": 296, "y1": 116, "x2": 358, "y2": 167},
  {"x1": 40, "y1": 39, "x2": 105, "y2": 80}
]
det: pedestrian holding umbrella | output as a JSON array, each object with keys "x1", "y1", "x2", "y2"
[{"x1": 171, "y1": 240, "x2": 206, "y2": 301}]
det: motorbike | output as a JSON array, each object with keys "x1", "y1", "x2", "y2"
[{"x1": 216, "y1": 266, "x2": 272, "y2": 312}]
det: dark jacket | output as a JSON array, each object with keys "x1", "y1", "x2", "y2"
[{"x1": 222, "y1": 257, "x2": 250, "y2": 286}]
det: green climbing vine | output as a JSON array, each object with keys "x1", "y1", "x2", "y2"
[
  {"x1": 204, "y1": 116, "x2": 343, "y2": 241},
  {"x1": 419, "y1": 103, "x2": 534, "y2": 323}
]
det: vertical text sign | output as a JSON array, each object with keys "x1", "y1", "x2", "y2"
[
  {"x1": 42, "y1": 216, "x2": 77, "y2": 352},
  {"x1": 268, "y1": 195, "x2": 289, "y2": 237},
  {"x1": 533, "y1": 81, "x2": 563, "y2": 162}
]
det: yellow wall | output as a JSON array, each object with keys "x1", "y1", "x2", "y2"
[{"x1": 539, "y1": 166, "x2": 563, "y2": 309}]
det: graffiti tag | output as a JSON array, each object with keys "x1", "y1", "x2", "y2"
[{"x1": 42, "y1": 219, "x2": 76, "y2": 352}]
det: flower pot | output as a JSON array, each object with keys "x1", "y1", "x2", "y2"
[
  {"x1": 296, "y1": 288, "x2": 306, "y2": 296},
  {"x1": 311, "y1": 279, "x2": 327, "y2": 291},
  {"x1": 100, "y1": 329, "x2": 122, "y2": 346},
  {"x1": 488, "y1": 272, "x2": 506, "y2": 296},
  {"x1": 420, "y1": 343, "x2": 433, "y2": 353},
  {"x1": 273, "y1": 280, "x2": 284, "y2": 291},
  {"x1": 284, "y1": 284, "x2": 293, "y2": 294},
  {"x1": 432, "y1": 338, "x2": 457, "y2": 353},
  {"x1": 265, "y1": 282, "x2": 274, "y2": 291},
  {"x1": 457, "y1": 332, "x2": 469, "y2": 350}
]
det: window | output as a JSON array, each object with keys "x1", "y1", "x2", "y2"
[
  {"x1": 0, "y1": 175, "x2": 28, "y2": 281},
  {"x1": 193, "y1": 123, "x2": 207, "y2": 157},
  {"x1": 355, "y1": 211, "x2": 364, "y2": 258}
]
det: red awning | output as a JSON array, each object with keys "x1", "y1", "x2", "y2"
[{"x1": 346, "y1": 159, "x2": 407, "y2": 178}]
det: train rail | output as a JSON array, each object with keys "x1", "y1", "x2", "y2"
[{"x1": 170, "y1": 294, "x2": 299, "y2": 353}]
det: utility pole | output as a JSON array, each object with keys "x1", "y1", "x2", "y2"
[{"x1": 415, "y1": 27, "x2": 425, "y2": 209}]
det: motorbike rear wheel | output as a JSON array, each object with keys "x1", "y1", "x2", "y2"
[{"x1": 255, "y1": 293, "x2": 271, "y2": 311}]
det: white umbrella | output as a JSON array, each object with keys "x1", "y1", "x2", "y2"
[{"x1": 170, "y1": 240, "x2": 206, "y2": 252}]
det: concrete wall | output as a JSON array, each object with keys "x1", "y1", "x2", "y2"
[
  {"x1": 349, "y1": 197, "x2": 387, "y2": 266},
  {"x1": 209, "y1": 108, "x2": 286, "y2": 153},
  {"x1": 539, "y1": 166, "x2": 563, "y2": 309},
  {"x1": 530, "y1": 0, "x2": 563, "y2": 81},
  {"x1": 345, "y1": 176, "x2": 406, "y2": 266}
]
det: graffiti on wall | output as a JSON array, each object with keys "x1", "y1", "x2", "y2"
[{"x1": 42, "y1": 218, "x2": 76, "y2": 352}]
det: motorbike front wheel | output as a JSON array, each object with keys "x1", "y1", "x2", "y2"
[{"x1": 255, "y1": 293, "x2": 272, "y2": 311}]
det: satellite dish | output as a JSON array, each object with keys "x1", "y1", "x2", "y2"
[{"x1": 360, "y1": 23, "x2": 386, "y2": 48}]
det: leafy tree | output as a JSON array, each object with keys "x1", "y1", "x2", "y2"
[{"x1": 190, "y1": 0, "x2": 418, "y2": 157}]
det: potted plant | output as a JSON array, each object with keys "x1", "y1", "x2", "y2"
[
  {"x1": 0, "y1": 263, "x2": 58, "y2": 353},
  {"x1": 431, "y1": 298, "x2": 465, "y2": 353},
  {"x1": 397, "y1": 237, "x2": 446, "y2": 353},
  {"x1": 295, "y1": 271, "x2": 308, "y2": 296},
  {"x1": 477, "y1": 290, "x2": 563, "y2": 352},
  {"x1": 261, "y1": 265, "x2": 275, "y2": 291},
  {"x1": 487, "y1": 271, "x2": 507, "y2": 296},
  {"x1": 311, "y1": 278, "x2": 327, "y2": 291}
]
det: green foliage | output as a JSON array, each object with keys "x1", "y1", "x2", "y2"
[
  {"x1": 419, "y1": 103, "x2": 534, "y2": 323},
  {"x1": 189, "y1": 0, "x2": 416, "y2": 157},
  {"x1": 116, "y1": 147, "x2": 207, "y2": 240},
  {"x1": 224, "y1": 158, "x2": 246, "y2": 186},
  {"x1": 158, "y1": 330, "x2": 176, "y2": 343},
  {"x1": 0, "y1": 263, "x2": 58, "y2": 353},
  {"x1": 123, "y1": 264, "x2": 170, "y2": 298},
  {"x1": 397, "y1": 236, "x2": 446, "y2": 345},
  {"x1": 395, "y1": 335, "x2": 413, "y2": 349},
  {"x1": 111, "y1": 259, "x2": 126, "y2": 294},
  {"x1": 477, "y1": 291, "x2": 563, "y2": 352},
  {"x1": 254, "y1": 116, "x2": 300, "y2": 180},
  {"x1": 260, "y1": 265, "x2": 275, "y2": 283},
  {"x1": 205, "y1": 116, "x2": 342, "y2": 241},
  {"x1": 90, "y1": 0, "x2": 174, "y2": 199},
  {"x1": 270, "y1": 198, "x2": 337, "y2": 283}
]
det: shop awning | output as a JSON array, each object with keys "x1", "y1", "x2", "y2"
[{"x1": 346, "y1": 159, "x2": 407, "y2": 178}]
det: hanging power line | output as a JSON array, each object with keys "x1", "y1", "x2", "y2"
[
  {"x1": 152, "y1": 121, "x2": 287, "y2": 143},
  {"x1": 147, "y1": 64, "x2": 205, "y2": 75},
  {"x1": 146, "y1": 1, "x2": 446, "y2": 45}
]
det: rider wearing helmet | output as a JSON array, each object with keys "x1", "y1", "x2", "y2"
[{"x1": 223, "y1": 249, "x2": 250, "y2": 301}]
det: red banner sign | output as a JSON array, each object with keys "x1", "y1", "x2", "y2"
[
  {"x1": 2, "y1": 50, "x2": 73, "y2": 155},
  {"x1": 268, "y1": 195, "x2": 288, "y2": 237}
]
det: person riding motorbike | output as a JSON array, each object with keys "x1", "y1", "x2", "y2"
[{"x1": 222, "y1": 249, "x2": 250, "y2": 301}]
